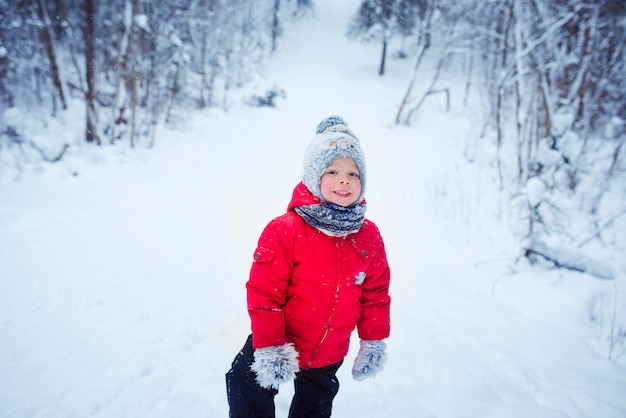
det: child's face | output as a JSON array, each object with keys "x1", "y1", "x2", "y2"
[{"x1": 320, "y1": 157, "x2": 362, "y2": 207}]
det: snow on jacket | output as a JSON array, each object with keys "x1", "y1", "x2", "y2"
[{"x1": 247, "y1": 182, "x2": 391, "y2": 369}]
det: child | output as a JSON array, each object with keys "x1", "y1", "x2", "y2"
[{"x1": 226, "y1": 115, "x2": 391, "y2": 417}]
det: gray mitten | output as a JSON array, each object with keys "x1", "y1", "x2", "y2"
[
  {"x1": 352, "y1": 339, "x2": 387, "y2": 381},
  {"x1": 250, "y1": 343, "x2": 300, "y2": 389}
]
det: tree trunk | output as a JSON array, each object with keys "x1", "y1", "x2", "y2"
[
  {"x1": 395, "y1": 40, "x2": 426, "y2": 125},
  {"x1": 55, "y1": 0, "x2": 86, "y2": 93},
  {"x1": 0, "y1": 48, "x2": 11, "y2": 107},
  {"x1": 463, "y1": 51, "x2": 473, "y2": 106},
  {"x1": 404, "y1": 48, "x2": 448, "y2": 124},
  {"x1": 84, "y1": 0, "x2": 100, "y2": 144},
  {"x1": 36, "y1": 0, "x2": 67, "y2": 111},
  {"x1": 198, "y1": 36, "x2": 208, "y2": 109},
  {"x1": 129, "y1": 0, "x2": 142, "y2": 148},
  {"x1": 378, "y1": 39, "x2": 387, "y2": 76},
  {"x1": 271, "y1": 0, "x2": 280, "y2": 54},
  {"x1": 110, "y1": 0, "x2": 133, "y2": 144},
  {"x1": 512, "y1": 0, "x2": 523, "y2": 186},
  {"x1": 395, "y1": 2, "x2": 434, "y2": 124},
  {"x1": 495, "y1": 1, "x2": 513, "y2": 191}
]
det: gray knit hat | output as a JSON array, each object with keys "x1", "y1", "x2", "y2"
[{"x1": 302, "y1": 115, "x2": 366, "y2": 203}]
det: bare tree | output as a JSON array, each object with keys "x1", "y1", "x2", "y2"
[
  {"x1": 393, "y1": 0, "x2": 625, "y2": 276},
  {"x1": 348, "y1": 0, "x2": 424, "y2": 76},
  {"x1": 84, "y1": 0, "x2": 100, "y2": 144},
  {"x1": 271, "y1": 0, "x2": 281, "y2": 53},
  {"x1": 35, "y1": 0, "x2": 67, "y2": 112},
  {"x1": 1, "y1": 0, "x2": 302, "y2": 153}
]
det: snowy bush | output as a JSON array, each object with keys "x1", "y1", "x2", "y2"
[
  {"x1": 514, "y1": 125, "x2": 623, "y2": 279},
  {"x1": 244, "y1": 85, "x2": 286, "y2": 108}
]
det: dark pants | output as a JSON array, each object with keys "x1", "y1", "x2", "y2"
[{"x1": 226, "y1": 335, "x2": 342, "y2": 418}]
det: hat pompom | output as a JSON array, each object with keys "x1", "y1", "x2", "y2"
[{"x1": 315, "y1": 115, "x2": 348, "y2": 135}]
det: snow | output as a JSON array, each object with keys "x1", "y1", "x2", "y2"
[
  {"x1": 525, "y1": 177, "x2": 544, "y2": 208},
  {"x1": 133, "y1": 15, "x2": 150, "y2": 33},
  {"x1": 1, "y1": 1, "x2": 625, "y2": 417}
]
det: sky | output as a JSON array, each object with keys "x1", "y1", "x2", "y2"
[{"x1": 1, "y1": 1, "x2": 625, "y2": 417}]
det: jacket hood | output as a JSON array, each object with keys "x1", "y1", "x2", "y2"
[{"x1": 287, "y1": 182, "x2": 322, "y2": 211}]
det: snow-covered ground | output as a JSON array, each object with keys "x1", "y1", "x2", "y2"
[{"x1": 1, "y1": 1, "x2": 625, "y2": 417}]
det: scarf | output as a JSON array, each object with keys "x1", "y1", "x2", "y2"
[{"x1": 294, "y1": 201, "x2": 367, "y2": 236}]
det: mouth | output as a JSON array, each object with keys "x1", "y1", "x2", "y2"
[{"x1": 333, "y1": 191, "x2": 351, "y2": 197}]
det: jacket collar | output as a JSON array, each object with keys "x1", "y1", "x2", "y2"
[{"x1": 286, "y1": 181, "x2": 367, "y2": 212}]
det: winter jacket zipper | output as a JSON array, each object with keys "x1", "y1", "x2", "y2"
[{"x1": 308, "y1": 237, "x2": 344, "y2": 367}]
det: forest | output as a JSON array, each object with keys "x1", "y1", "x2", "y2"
[{"x1": 1, "y1": 0, "x2": 625, "y2": 275}]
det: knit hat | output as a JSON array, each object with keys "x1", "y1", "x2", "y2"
[{"x1": 302, "y1": 115, "x2": 366, "y2": 203}]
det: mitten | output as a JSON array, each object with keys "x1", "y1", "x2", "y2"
[
  {"x1": 250, "y1": 343, "x2": 300, "y2": 389},
  {"x1": 352, "y1": 339, "x2": 387, "y2": 381}
]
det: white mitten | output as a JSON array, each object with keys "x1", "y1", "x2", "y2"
[
  {"x1": 251, "y1": 343, "x2": 300, "y2": 389},
  {"x1": 351, "y1": 339, "x2": 387, "y2": 381}
]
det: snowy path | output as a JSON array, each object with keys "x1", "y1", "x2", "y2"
[{"x1": 2, "y1": 1, "x2": 625, "y2": 417}]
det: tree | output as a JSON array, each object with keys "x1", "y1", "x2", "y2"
[
  {"x1": 392, "y1": 0, "x2": 625, "y2": 280},
  {"x1": 293, "y1": 0, "x2": 314, "y2": 17},
  {"x1": 36, "y1": 0, "x2": 67, "y2": 112},
  {"x1": 347, "y1": 0, "x2": 425, "y2": 75},
  {"x1": 271, "y1": 0, "x2": 281, "y2": 53},
  {"x1": 83, "y1": 0, "x2": 99, "y2": 144},
  {"x1": 2, "y1": 0, "x2": 286, "y2": 151},
  {"x1": 0, "y1": 0, "x2": 13, "y2": 108}
]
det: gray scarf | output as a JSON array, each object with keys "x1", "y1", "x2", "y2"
[{"x1": 294, "y1": 202, "x2": 367, "y2": 236}]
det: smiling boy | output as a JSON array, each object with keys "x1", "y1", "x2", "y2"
[{"x1": 226, "y1": 115, "x2": 391, "y2": 418}]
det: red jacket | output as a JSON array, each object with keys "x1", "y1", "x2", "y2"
[{"x1": 247, "y1": 182, "x2": 391, "y2": 369}]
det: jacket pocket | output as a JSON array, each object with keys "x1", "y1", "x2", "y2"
[
  {"x1": 348, "y1": 241, "x2": 372, "y2": 286},
  {"x1": 249, "y1": 246, "x2": 276, "y2": 287}
]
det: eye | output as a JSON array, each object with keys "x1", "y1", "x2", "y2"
[
  {"x1": 349, "y1": 172, "x2": 360, "y2": 178},
  {"x1": 324, "y1": 170, "x2": 338, "y2": 175}
]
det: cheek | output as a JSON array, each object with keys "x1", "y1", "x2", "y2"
[{"x1": 319, "y1": 177, "x2": 333, "y2": 194}]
